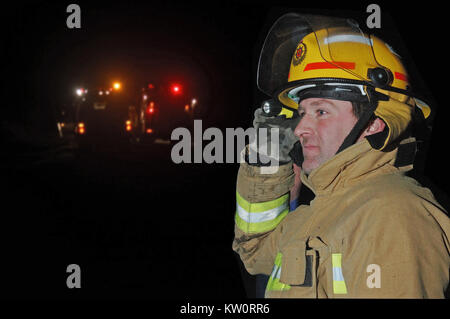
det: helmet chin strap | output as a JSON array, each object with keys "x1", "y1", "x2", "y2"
[{"x1": 335, "y1": 87, "x2": 388, "y2": 154}]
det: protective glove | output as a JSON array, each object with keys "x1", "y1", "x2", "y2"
[
  {"x1": 289, "y1": 141, "x2": 304, "y2": 167},
  {"x1": 246, "y1": 106, "x2": 301, "y2": 166}
]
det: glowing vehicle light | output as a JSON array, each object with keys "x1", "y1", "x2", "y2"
[
  {"x1": 125, "y1": 120, "x2": 132, "y2": 131},
  {"x1": 77, "y1": 122, "x2": 85, "y2": 134},
  {"x1": 171, "y1": 84, "x2": 182, "y2": 95}
]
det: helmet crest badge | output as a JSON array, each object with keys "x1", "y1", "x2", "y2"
[{"x1": 292, "y1": 41, "x2": 306, "y2": 66}]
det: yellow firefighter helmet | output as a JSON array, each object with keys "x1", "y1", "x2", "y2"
[{"x1": 257, "y1": 13, "x2": 431, "y2": 151}]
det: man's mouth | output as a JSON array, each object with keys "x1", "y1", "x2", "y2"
[
  {"x1": 302, "y1": 144, "x2": 320, "y2": 157},
  {"x1": 302, "y1": 144, "x2": 319, "y2": 150}
]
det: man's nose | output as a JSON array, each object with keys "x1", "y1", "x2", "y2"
[{"x1": 294, "y1": 114, "x2": 314, "y2": 139}]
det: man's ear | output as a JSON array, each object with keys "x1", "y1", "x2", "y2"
[
  {"x1": 357, "y1": 117, "x2": 386, "y2": 142},
  {"x1": 363, "y1": 117, "x2": 386, "y2": 137}
]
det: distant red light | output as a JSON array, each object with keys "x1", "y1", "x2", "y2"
[
  {"x1": 147, "y1": 101, "x2": 155, "y2": 114},
  {"x1": 171, "y1": 84, "x2": 182, "y2": 95}
]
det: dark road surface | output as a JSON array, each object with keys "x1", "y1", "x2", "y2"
[{"x1": 2, "y1": 135, "x2": 247, "y2": 299}]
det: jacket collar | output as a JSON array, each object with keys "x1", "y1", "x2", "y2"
[{"x1": 300, "y1": 137, "x2": 416, "y2": 196}]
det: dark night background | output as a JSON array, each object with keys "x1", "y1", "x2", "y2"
[{"x1": 1, "y1": 0, "x2": 449, "y2": 301}]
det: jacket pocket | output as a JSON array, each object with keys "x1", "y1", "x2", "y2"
[
  {"x1": 266, "y1": 237, "x2": 325, "y2": 297},
  {"x1": 265, "y1": 238, "x2": 311, "y2": 293},
  {"x1": 280, "y1": 238, "x2": 308, "y2": 286}
]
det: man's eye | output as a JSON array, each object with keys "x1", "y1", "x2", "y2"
[{"x1": 318, "y1": 110, "x2": 327, "y2": 116}]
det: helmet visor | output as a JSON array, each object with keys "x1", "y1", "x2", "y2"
[
  {"x1": 257, "y1": 13, "x2": 381, "y2": 95},
  {"x1": 256, "y1": 13, "x2": 312, "y2": 96}
]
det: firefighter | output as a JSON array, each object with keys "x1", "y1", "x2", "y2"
[{"x1": 233, "y1": 13, "x2": 450, "y2": 298}]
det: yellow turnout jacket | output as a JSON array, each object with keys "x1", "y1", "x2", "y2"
[{"x1": 233, "y1": 138, "x2": 450, "y2": 298}]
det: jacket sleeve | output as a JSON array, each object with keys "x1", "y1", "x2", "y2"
[
  {"x1": 341, "y1": 194, "x2": 450, "y2": 298},
  {"x1": 232, "y1": 161, "x2": 295, "y2": 276}
]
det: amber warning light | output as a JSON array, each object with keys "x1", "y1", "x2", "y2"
[
  {"x1": 77, "y1": 122, "x2": 85, "y2": 134},
  {"x1": 125, "y1": 120, "x2": 132, "y2": 132},
  {"x1": 113, "y1": 82, "x2": 121, "y2": 90}
]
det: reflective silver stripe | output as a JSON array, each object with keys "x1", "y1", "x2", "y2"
[
  {"x1": 274, "y1": 265, "x2": 281, "y2": 280},
  {"x1": 269, "y1": 262, "x2": 282, "y2": 280},
  {"x1": 236, "y1": 201, "x2": 288, "y2": 224},
  {"x1": 324, "y1": 34, "x2": 373, "y2": 46},
  {"x1": 332, "y1": 267, "x2": 345, "y2": 282}
]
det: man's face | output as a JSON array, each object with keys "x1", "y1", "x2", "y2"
[{"x1": 294, "y1": 98, "x2": 358, "y2": 174}]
